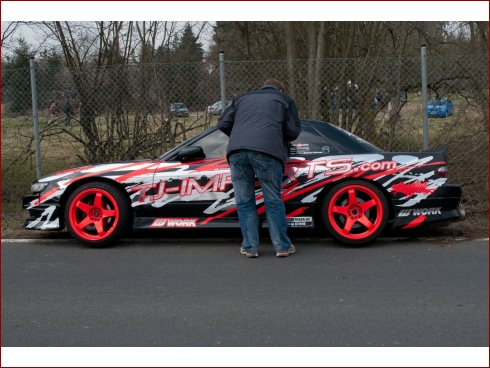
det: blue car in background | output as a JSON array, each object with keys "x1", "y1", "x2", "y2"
[{"x1": 428, "y1": 98, "x2": 454, "y2": 118}]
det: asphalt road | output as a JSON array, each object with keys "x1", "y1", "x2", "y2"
[{"x1": 2, "y1": 232, "x2": 488, "y2": 352}]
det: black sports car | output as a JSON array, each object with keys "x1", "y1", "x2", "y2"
[{"x1": 22, "y1": 120, "x2": 464, "y2": 247}]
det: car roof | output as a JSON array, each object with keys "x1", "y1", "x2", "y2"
[
  {"x1": 300, "y1": 120, "x2": 382, "y2": 153},
  {"x1": 161, "y1": 120, "x2": 383, "y2": 160}
]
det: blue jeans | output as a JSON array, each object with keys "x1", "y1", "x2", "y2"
[{"x1": 229, "y1": 150, "x2": 291, "y2": 254}]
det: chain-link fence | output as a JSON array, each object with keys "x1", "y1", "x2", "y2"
[{"x1": 2, "y1": 54, "x2": 488, "y2": 234}]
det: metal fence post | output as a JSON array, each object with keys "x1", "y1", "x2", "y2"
[
  {"x1": 421, "y1": 44, "x2": 429, "y2": 150},
  {"x1": 29, "y1": 56, "x2": 42, "y2": 178},
  {"x1": 219, "y1": 50, "x2": 227, "y2": 113}
]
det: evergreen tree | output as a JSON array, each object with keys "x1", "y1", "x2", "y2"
[
  {"x1": 174, "y1": 24, "x2": 204, "y2": 62},
  {"x1": 37, "y1": 48, "x2": 62, "y2": 106},
  {"x1": 2, "y1": 38, "x2": 33, "y2": 113},
  {"x1": 160, "y1": 25, "x2": 205, "y2": 108}
]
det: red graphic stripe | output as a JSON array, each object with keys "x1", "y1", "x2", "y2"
[
  {"x1": 115, "y1": 162, "x2": 168, "y2": 183},
  {"x1": 202, "y1": 182, "x2": 302, "y2": 224},
  {"x1": 281, "y1": 175, "x2": 343, "y2": 202},
  {"x1": 117, "y1": 161, "x2": 198, "y2": 183},
  {"x1": 200, "y1": 207, "x2": 237, "y2": 225},
  {"x1": 191, "y1": 158, "x2": 229, "y2": 172},
  {"x1": 62, "y1": 161, "x2": 156, "y2": 186},
  {"x1": 402, "y1": 214, "x2": 427, "y2": 229},
  {"x1": 286, "y1": 206, "x2": 309, "y2": 218},
  {"x1": 256, "y1": 181, "x2": 301, "y2": 215},
  {"x1": 31, "y1": 187, "x2": 60, "y2": 207}
]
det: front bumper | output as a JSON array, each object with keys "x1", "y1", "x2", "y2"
[{"x1": 22, "y1": 194, "x2": 63, "y2": 231}]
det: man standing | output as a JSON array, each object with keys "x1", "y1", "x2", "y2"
[
  {"x1": 218, "y1": 79, "x2": 302, "y2": 258},
  {"x1": 63, "y1": 100, "x2": 74, "y2": 126},
  {"x1": 48, "y1": 101, "x2": 59, "y2": 123}
]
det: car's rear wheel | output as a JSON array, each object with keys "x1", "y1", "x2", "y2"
[
  {"x1": 65, "y1": 182, "x2": 131, "y2": 247},
  {"x1": 322, "y1": 180, "x2": 389, "y2": 245}
]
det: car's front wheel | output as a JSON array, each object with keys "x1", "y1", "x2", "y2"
[
  {"x1": 321, "y1": 180, "x2": 389, "y2": 245},
  {"x1": 65, "y1": 182, "x2": 131, "y2": 247}
]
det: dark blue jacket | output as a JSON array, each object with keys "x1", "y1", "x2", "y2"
[{"x1": 217, "y1": 85, "x2": 302, "y2": 168}]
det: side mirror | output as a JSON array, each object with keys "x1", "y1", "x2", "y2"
[{"x1": 177, "y1": 146, "x2": 205, "y2": 162}]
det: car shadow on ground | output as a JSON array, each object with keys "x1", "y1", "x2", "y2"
[{"x1": 5, "y1": 219, "x2": 487, "y2": 245}]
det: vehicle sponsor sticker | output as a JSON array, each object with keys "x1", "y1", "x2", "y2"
[
  {"x1": 286, "y1": 217, "x2": 313, "y2": 226},
  {"x1": 391, "y1": 180, "x2": 436, "y2": 198},
  {"x1": 150, "y1": 218, "x2": 199, "y2": 228},
  {"x1": 397, "y1": 207, "x2": 442, "y2": 217}
]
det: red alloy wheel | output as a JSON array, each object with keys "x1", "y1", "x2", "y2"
[
  {"x1": 68, "y1": 187, "x2": 120, "y2": 241},
  {"x1": 323, "y1": 181, "x2": 388, "y2": 245}
]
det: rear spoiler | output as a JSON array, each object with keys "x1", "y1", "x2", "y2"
[{"x1": 422, "y1": 145, "x2": 448, "y2": 160}]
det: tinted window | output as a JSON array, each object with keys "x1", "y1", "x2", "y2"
[
  {"x1": 194, "y1": 129, "x2": 229, "y2": 158},
  {"x1": 290, "y1": 124, "x2": 339, "y2": 155}
]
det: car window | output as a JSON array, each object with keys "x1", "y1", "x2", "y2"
[
  {"x1": 290, "y1": 124, "x2": 340, "y2": 155},
  {"x1": 194, "y1": 129, "x2": 229, "y2": 158}
]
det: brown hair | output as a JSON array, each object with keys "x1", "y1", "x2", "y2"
[{"x1": 264, "y1": 79, "x2": 285, "y2": 92}]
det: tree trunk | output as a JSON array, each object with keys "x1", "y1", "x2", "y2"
[
  {"x1": 312, "y1": 21, "x2": 326, "y2": 120},
  {"x1": 307, "y1": 22, "x2": 317, "y2": 118},
  {"x1": 235, "y1": 21, "x2": 251, "y2": 60},
  {"x1": 285, "y1": 21, "x2": 298, "y2": 99}
]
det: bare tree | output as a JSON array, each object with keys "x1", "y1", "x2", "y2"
[
  {"x1": 2, "y1": 21, "x2": 22, "y2": 46},
  {"x1": 285, "y1": 21, "x2": 298, "y2": 99}
]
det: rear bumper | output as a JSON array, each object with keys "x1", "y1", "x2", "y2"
[
  {"x1": 392, "y1": 184, "x2": 464, "y2": 229},
  {"x1": 22, "y1": 194, "x2": 63, "y2": 231}
]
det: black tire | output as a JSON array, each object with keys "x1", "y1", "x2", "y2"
[
  {"x1": 64, "y1": 182, "x2": 131, "y2": 248},
  {"x1": 321, "y1": 180, "x2": 389, "y2": 245}
]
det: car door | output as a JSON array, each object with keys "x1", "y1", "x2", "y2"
[
  {"x1": 150, "y1": 129, "x2": 234, "y2": 228},
  {"x1": 282, "y1": 123, "x2": 342, "y2": 227},
  {"x1": 448, "y1": 99, "x2": 454, "y2": 114},
  {"x1": 148, "y1": 124, "x2": 340, "y2": 229}
]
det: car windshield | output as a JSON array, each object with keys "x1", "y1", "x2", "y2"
[
  {"x1": 171, "y1": 103, "x2": 184, "y2": 109},
  {"x1": 428, "y1": 98, "x2": 447, "y2": 106}
]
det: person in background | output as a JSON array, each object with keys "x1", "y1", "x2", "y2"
[
  {"x1": 218, "y1": 79, "x2": 302, "y2": 258},
  {"x1": 63, "y1": 100, "x2": 74, "y2": 126},
  {"x1": 48, "y1": 100, "x2": 59, "y2": 123}
]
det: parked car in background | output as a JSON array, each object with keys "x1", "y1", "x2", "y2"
[
  {"x1": 428, "y1": 98, "x2": 454, "y2": 118},
  {"x1": 206, "y1": 100, "x2": 231, "y2": 115},
  {"x1": 22, "y1": 120, "x2": 464, "y2": 248},
  {"x1": 170, "y1": 103, "x2": 189, "y2": 117}
]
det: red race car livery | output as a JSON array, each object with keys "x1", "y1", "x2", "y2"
[{"x1": 23, "y1": 120, "x2": 464, "y2": 247}]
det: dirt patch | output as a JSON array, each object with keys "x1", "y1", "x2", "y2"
[{"x1": 389, "y1": 218, "x2": 488, "y2": 244}]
